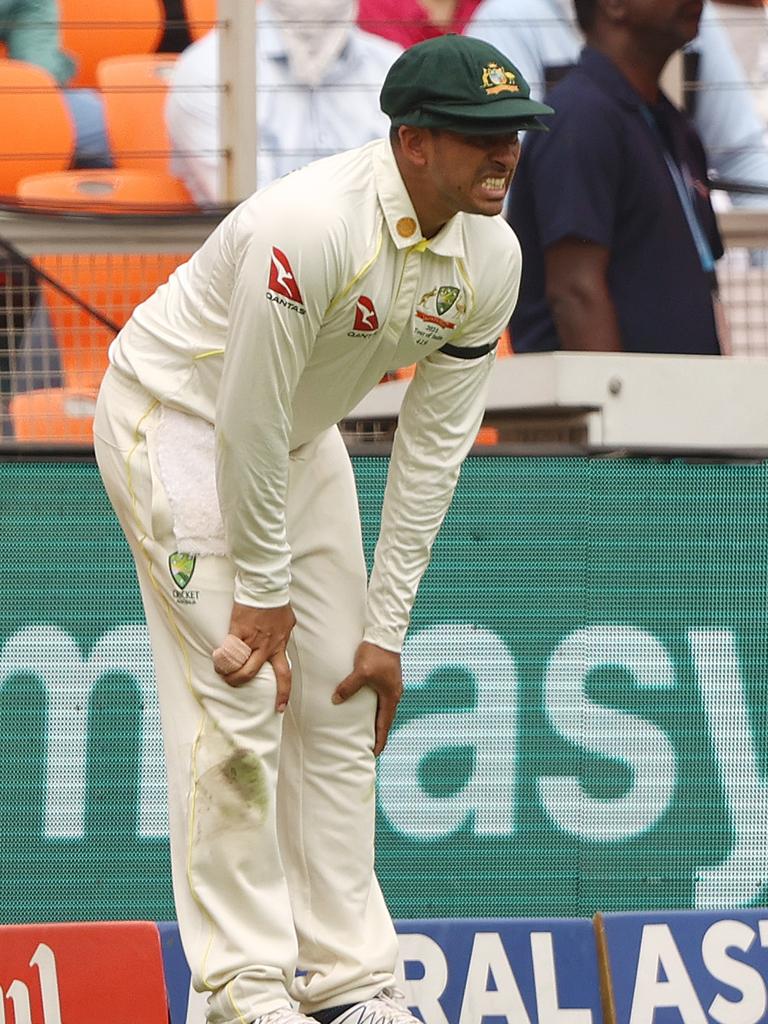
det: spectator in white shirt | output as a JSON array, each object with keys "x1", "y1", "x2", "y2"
[{"x1": 166, "y1": 0, "x2": 402, "y2": 204}]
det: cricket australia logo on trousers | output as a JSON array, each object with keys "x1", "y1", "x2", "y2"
[
  {"x1": 266, "y1": 247, "x2": 306, "y2": 315},
  {"x1": 169, "y1": 551, "x2": 199, "y2": 606}
]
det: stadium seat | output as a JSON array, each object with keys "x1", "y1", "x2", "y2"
[
  {"x1": 28, "y1": 251, "x2": 191, "y2": 394},
  {"x1": 393, "y1": 364, "x2": 415, "y2": 380},
  {"x1": 9, "y1": 248, "x2": 189, "y2": 439},
  {"x1": 97, "y1": 54, "x2": 179, "y2": 172},
  {"x1": 9, "y1": 388, "x2": 96, "y2": 443},
  {"x1": 498, "y1": 327, "x2": 513, "y2": 357},
  {"x1": 183, "y1": 0, "x2": 218, "y2": 40},
  {"x1": 475, "y1": 426, "x2": 500, "y2": 445},
  {"x1": 0, "y1": 60, "x2": 75, "y2": 195},
  {"x1": 59, "y1": 0, "x2": 165, "y2": 88},
  {"x1": 17, "y1": 169, "x2": 195, "y2": 211}
]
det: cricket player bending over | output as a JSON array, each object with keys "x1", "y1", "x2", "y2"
[{"x1": 94, "y1": 33, "x2": 553, "y2": 1024}]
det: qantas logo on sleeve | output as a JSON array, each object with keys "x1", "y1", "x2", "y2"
[
  {"x1": 267, "y1": 247, "x2": 305, "y2": 313},
  {"x1": 347, "y1": 296, "x2": 380, "y2": 337}
]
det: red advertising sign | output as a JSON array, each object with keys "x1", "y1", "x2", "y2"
[{"x1": 0, "y1": 922, "x2": 169, "y2": 1024}]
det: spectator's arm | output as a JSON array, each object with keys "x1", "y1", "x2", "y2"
[
  {"x1": 693, "y1": 6, "x2": 768, "y2": 207},
  {"x1": 165, "y1": 84, "x2": 219, "y2": 205},
  {"x1": 165, "y1": 31, "x2": 225, "y2": 205},
  {"x1": 544, "y1": 237, "x2": 623, "y2": 351},
  {"x1": 6, "y1": 0, "x2": 75, "y2": 85}
]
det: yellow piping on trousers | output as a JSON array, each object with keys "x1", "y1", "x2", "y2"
[{"x1": 124, "y1": 398, "x2": 217, "y2": 995}]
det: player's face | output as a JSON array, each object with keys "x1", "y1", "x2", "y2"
[{"x1": 424, "y1": 129, "x2": 521, "y2": 221}]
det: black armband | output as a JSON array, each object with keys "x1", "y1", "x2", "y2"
[{"x1": 438, "y1": 337, "x2": 499, "y2": 359}]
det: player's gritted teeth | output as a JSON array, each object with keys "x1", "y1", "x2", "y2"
[{"x1": 480, "y1": 175, "x2": 509, "y2": 197}]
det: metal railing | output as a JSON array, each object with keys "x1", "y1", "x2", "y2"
[{"x1": 0, "y1": 204, "x2": 766, "y2": 448}]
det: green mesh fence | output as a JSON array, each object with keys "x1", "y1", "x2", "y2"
[{"x1": 1, "y1": 457, "x2": 767, "y2": 924}]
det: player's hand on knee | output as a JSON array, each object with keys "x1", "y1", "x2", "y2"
[
  {"x1": 213, "y1": 602, "x2": 296, "y2": 711},
  {"x1": 332, "y1": 641, "x2": 403, "y2": 755}
]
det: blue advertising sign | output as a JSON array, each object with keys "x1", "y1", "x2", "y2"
[
  {"x1": 598, "y1": 909, "x2": 768, "y2": 1024},
  {"x1": 159, "y1": 918, "x2": 603, "y2": 1024},
  {"x1": 397, "y1": 918, "x2": 603, "y2": 1024}
]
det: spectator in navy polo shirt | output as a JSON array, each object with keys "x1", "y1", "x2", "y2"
[{"x1": 506, "y1": 0, "x2": 725, "y2": 354}]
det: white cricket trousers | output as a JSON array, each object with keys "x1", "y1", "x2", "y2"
[{"x1": 93, "y1": 367, "x2": 399, "y2": 1024}]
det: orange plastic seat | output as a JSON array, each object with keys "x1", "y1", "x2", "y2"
[
  {"x1": 97, "y1": 54, "x2": 179, "y2": 172},
  {"x1": 474, "y1": 425, "x2": 500, "y2": 445},
  {"x1": 393, "y1": 363, "x2": 416, "y2": 380},
  {"x1": 17, "y1": 168, "x2": 195, "y2": 211},
  {"x1": 29, "y1": 251, "x2": 191, "y2": 394},
  {"x1": 9, "y1": 388, "x2": 97, "y2": 443},
  {"x1": 14, "y1": 171, "x2": 193, "y2": 397},
  {"x1": 0, "y1": 60, "x2": 75, "y2": 195},
  {"x1": 183, "y1": 0, "x2": 218, "y2": 40},
  {"x1": 59, "y1": 0, "x2": 165, "y2": 87}
]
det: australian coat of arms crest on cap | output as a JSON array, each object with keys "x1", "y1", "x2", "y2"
[{"x1": 481, "y1": 62, "x2": 520, "y2": 95}]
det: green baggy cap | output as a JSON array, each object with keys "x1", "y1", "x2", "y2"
[{"x1": 380, "y1": 34, "x2": 555, "y2": 134}]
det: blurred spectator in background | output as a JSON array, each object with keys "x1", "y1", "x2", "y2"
[
  {"x1": 506, "y1": 0, "x2": 725, "y2": 355},
  {"x1": 0, "y1": 0, "x2": 112, "y2": 168},
  {"x1": 357, "y1": 0, "x2": 481, "y2": 46},
  {"x1": 709, "y1": 0, "x2": 767, "y2": 109},
  {"x1": 166, "y1": 0, "x2": 402, "y2": 204},
  {"x1": 468, "y1": 0, "x2": 768, "y2": 212}
]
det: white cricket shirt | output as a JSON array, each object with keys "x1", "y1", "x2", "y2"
[{"x1": 109, "y1": 138, "x2": 521, "y2": 650}]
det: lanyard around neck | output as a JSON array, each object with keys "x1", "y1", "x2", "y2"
[{"x1": 641, "y1": 105, "x2": 715, "y2": 274}]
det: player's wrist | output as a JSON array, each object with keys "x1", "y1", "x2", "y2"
[
  {"x1": 361, "y1": 626, "x2": 403, "y2": 654},
  {"x1": 233, "y1": 577, "x2": 291, "y2": 609}
]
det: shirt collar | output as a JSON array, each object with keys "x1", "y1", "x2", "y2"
[{"x1": 372, "y1": 139, "x2": 466, "y2": 258}]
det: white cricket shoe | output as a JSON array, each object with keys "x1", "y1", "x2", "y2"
[
  {"x1": 327, "y1": 988, "x2": 419, "y2": 1024},
  {"x1": 256, "y1": 1009, "x2": 319, "y2": 1024}
]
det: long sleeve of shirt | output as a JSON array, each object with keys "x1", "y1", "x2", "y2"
[
  {"x1": 215, "y1": 201, "x2": 342, "y2": 609},
  {"x1": 364, "y1": 234, "x2": 521, "y2": 651}
]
